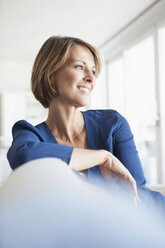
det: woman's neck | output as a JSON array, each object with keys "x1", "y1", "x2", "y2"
[{"x1": 45, "y1": 100, "x2": 84, "y2": 142}]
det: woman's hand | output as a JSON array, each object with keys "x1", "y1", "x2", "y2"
[
  {"x1": 69, "y1": 148, "x2": 140, "y2": 204},
  {"x1": 100, "y1": 152, "x2": 140, "y2": 204}
]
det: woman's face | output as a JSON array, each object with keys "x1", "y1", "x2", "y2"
[{"x1": 51, "y1": 44, "x2": 96, "y2": 107}]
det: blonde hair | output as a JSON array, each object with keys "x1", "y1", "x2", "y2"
[{"x1": 31, "y1": 36, "x2": 102, "y2": 108}]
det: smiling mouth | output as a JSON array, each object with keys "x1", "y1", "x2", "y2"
[{"x1": 77, "y1": 87, "x2": 90, "y2": 93}]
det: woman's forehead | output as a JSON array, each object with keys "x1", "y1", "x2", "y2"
[{"x1": 68, "y1": 45, "x2": 95, "y2": 65}]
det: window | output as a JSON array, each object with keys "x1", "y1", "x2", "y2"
[
  {"x1": 108, "y1": 57, "x2": 125, "y2": 115},
  {"x1": 102, "y1": 0, "x2": 165, "y2": 184},
  {"x1": 107, "y1": 36, "x2": 159, "y2": 184}
]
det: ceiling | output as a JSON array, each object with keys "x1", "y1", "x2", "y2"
[{"x1": 0, "y1": 0, "x2": 157, "y2": 60}]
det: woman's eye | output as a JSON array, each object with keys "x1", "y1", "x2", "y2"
[
  {"x1": 92, "y1": 70, "x2": 96, "y2": 76},
  {"x1": 75, "y1": 65, "x2": 83, "y2": 69}
]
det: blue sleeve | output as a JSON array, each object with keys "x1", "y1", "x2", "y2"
[
  {"x1": 112, "y1": 112, "x2": 165, "y2": 212},
  {"x1": 7, "y1": 121, "x2": 74, "y2": 170},
  {"x1": 113, "y1": 113, "x2": 146, "y2": 186}
]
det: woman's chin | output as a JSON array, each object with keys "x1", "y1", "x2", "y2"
[{"x1": 76, "y1": 100, "x2": 89, "y2": 108}]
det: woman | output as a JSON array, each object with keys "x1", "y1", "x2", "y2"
[{"x1": 7, "y1": 36, "x2": 164, "y2": 206}]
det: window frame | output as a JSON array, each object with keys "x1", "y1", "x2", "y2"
[{"x1": 102, "y1": 4, "x2": 165, "y2": 183}]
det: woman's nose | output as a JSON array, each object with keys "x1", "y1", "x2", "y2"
[{"x1": 83, "y1": 69, "x2": 95, "y2": 83}]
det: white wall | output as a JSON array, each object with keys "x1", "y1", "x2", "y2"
[{"x1": 0, "y1": 59, "x2": 32, "y2": 92}]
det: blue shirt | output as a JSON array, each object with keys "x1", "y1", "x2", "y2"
[
  {"x1": 7, "y1": 110, "x2": 145, "y2": 182},
  {"x1": 7, "y1": 109, "x2": 165, "y2": 211}
]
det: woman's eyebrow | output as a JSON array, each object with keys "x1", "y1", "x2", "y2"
[{"x1": 73, "y1": 59, "x2": 96, "y2": 68}]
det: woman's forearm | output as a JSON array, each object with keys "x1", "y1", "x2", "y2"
[
  {"x1": 69, "y1": 147, "x2": 139, "y2": 201},
  {"x1": 69, "y1": 148, "x2": 108, "y2": 171}
]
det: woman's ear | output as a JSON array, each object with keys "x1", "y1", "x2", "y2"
[
  {"x1": 49, "y1": 72, "x2": 55, "y2": 83},
  {"x1": 49, "y1": 72, "x2": 58, "y2": 95},
  {"x1": 49, "y1": 72, "x2": 56, "y2": 87}
]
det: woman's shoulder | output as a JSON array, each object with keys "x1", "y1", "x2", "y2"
[
  {"x1": 83, "y1": 109, "x2": 125, "y2": 122},
  {"x1": 13, "y1": 120, "x2": 36, "y2": 130},
  {"x1": 12, "y1": 120, "x2": 46, "y2": 138},
  {"x1": 83, "y1": 109, "x2": 131, "y2": 135},
  {"x1": 12, "y1": 120, "x2": 41, "y2": 131}
]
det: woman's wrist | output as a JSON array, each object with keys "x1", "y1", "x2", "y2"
[
  {"x1": 99, "y1": 150, "x2": 112, "y2": 166},
  {"x1": 69, "y1": 148, "x2": 111, "y2": 171}
]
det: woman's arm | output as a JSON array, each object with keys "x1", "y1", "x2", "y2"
[
  {"x1": 69, "y1": 148, "x2": 107, "y2": 171},
  {"x1": 7, "y1": 120, "x2": 74, "y2": 169},
  {"x1": 112, "y1": 112, "x2": 146, "y2": 186},
  {"x1": 69, "y1": 148, "x2": 139, "y2": 201}
]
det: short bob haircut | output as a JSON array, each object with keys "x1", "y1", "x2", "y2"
[{"x1": 31, "y1": 36, "x2": 102, "y2": 108}]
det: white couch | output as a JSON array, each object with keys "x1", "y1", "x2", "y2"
[
  {"x1": 0, "y1": 158, "x2": 165, "y2": 248},
  {"x1": 1, "y1": 150, "x2": 165, "y2": 196}
]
